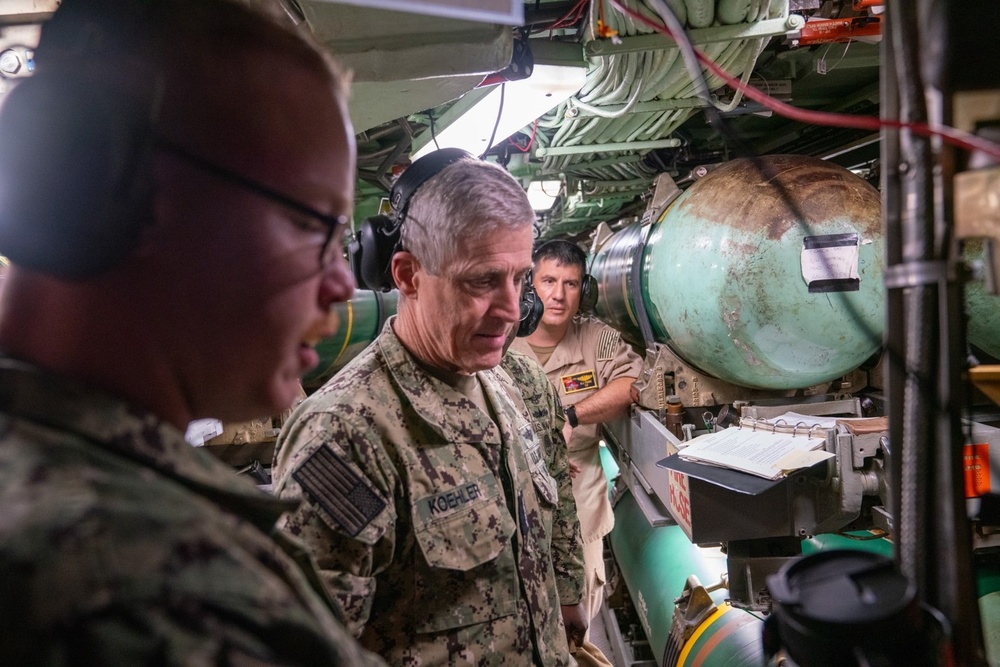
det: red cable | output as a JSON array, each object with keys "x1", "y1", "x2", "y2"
[
  {"x1": 515, "y1": 119, "x2": 539, "y2": 152},
  {"x1": 547, "y1": 0, "x2": 589, "y2": 32},
  {"x1": 608, "y1": 0, "x2": 1000, "y2": 162}
]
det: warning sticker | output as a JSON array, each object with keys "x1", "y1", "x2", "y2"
[
  {"x1": 964, "y1": 443, "x2": 991, "y2": 498},
  {"x1": 667, "y1": 469, "x2": 693, "y2": 539},
  {"x1": 802, "y1": 233, "x2": 861, "y2": 293}
]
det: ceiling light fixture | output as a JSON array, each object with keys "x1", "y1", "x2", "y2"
[
  {"x1": 526, "y1": 179, "x2": 563, "y2": 211},
  {"x1": 412, "y1": 64, "x2": 586, "y2": 160}
]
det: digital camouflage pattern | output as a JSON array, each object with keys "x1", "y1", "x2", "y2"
[
  {"x1": 510, "y1": 317, "x2": 642, "y2": 544},
  {"x1": 0, "y1": 358, "x2": 385, "y2": 667},
  {"x1": 511, "y1": 317, "x2": 642, "y2": 632},
  {"x1": 500, "y1": 348, "x2": 585, "y2": 607},
  {"x1": 273, "y1": 318, "x2": 573, "y2": 666}
]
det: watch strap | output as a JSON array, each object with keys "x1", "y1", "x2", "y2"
[{"x1": 565, "y1": 404, "x2": 579, "y2": 428}]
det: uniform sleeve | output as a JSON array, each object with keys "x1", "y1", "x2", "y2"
[
  {"x1": 545, "y1": 384, "x2": 586, "y2": 605},
  {"x1": 273, "y1": 409, "x2": 398, "y2": 638},
  {"x1": 596, "y1": 325, "x2": 643, "y2": 385},
  {"x1": 0, "y1": 511, "x2": 388, "y2": 667},
  {"x1": 6, "y1": 604, "x2": 388, "y2": 667}
]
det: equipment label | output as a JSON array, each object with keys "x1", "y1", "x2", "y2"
[
  {"x1": 667, "y1": 469, "x2": 693, "y2": 539},
  {"x1": 964, "y1": 443, "x2": 991, "y2": 498},
  {"x1": 801, "y1": 232, "x2": 860, "y2": 293}
]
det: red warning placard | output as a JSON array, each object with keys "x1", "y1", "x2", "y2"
[{"x1": 964, "y1": 444, "x2": 991, "y2": 498}]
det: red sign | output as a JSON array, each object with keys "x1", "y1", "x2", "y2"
[
  {"x1": 668, "y1": 469, "x2": 693, "y2": 539},
  {"x1": 964, "y1": 443, "x2": 991, "y2": 498}
]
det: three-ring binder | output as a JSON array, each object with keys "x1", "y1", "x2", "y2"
[{"x1": 736, "y1": 416, "x2": 830, "y2": 438}]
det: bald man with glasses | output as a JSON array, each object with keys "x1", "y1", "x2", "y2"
[{"x1": 0, "y1": 0, "x2": 383, "y2": 664}]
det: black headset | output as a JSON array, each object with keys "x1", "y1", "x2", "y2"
[
  {"x1": 517, "y1": 276, "x2": 543, "y2": 337},
  {"x1": 0, "y1": 68, "x2": 159, "y2": 280},
  {"x1": 0, "y1": 1, "x2": 162, "y2": 280},
  {"x1": 349, "y1": 147, "x2": 545, "y2": 337},
  {"x1": 532, "y1": 239, "x2": 598, "y2": 313},
  {"x1": 348, "y1": 147, "x2": 474, "y2": 292}
]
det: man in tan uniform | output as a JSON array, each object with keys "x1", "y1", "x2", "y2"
[
  {"x1": 0, "y1": 1, "x2": 383, "y2": 664},
  {"x1": 511, "y1": 240, "x2": 643, "y2": 636},
  {"x1": 273, "y1": 150, "x2": 582, "y2": 665}
]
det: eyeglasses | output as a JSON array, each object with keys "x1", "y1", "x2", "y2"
[{"x1": 155, "y1": 137, "x2": 349, "y2": 268}]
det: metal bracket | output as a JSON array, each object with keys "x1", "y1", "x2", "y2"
[{"x1": 883, "y1": 260, "x2": 954, "y2": 288}]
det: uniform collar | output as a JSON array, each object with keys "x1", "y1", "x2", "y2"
[
  {"x1": 376, "y1": 318, "x2": 517, "y2": 447},
  {"x1": 0, "y1": 357, "x2": 297, "y2": 529},
  {"x1": 516, "y1": 319, "x2": 587, "y2": 372}
]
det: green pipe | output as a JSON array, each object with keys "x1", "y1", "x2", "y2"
[
  {"x1": 302, "y1": 289, "x2": 398, "y2": 392},
  {"x1": 535, "y1": 138, "x2": 682, "y2": 157}
]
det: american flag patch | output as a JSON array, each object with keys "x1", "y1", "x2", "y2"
[
  {"x1": 597, "y1": 329, "x2": 620, "y2": 361},
  {"x1": 293, "y1": 446, "x2": 386, "y2": 537}
]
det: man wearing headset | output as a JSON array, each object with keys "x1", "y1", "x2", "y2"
[
  {"x1": 511, "y1": 240, "x2": 643, "y2": 640},
  {"x1": 272, "y1": 151, "x2": 583, "y2": 665},
  {"x1": 0, "y1": 1, "x2": 383, "y2": 664}
]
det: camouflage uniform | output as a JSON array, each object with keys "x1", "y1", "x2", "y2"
[
  {"x1": 273, "y1": 318, "x2": 573, "y2": 666},
  {"x1": 0, "y1": 358, "x2": 385, "y2": 667},
  {"x1": 510, "y1": 317, "x2": 642, "y2": 625},
  {"x1": 499, "y1": 348, "x2": 585, "y2": 607}
]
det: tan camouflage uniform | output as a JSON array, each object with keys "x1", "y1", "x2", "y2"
[
  {"x1": 0, "y1": 358, "x2": 385, "y2": 667},
  {"x1": 500, "y1": 348, "x2": 585, "y2": 607},
  {"x1": 273, "y1": 319, "x2": 573, "y2": 666}
]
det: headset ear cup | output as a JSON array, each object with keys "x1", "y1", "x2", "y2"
[
  {"x1": 350, "y1": 148, "x2": 475, "y2": 293},
  {"x1": 348, "y1": 214, "x2": 399, "y2": 292},
  {"x1": 579, "y1": 274, "x2": 598, "y2": 313},
  {"x1": 517, "y1": 282, "x2": 544, "y2": 337},
  {"x1": 0, "y1": 74, "x2": 155, "y2": 279}
]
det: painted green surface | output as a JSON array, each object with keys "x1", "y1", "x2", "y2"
[
  {"x1": 980, "y1": 592, "x2": 1000, "y2": 667},
  {"x1": 609, "y1": 490, "x2": 745, "y2": 664},
  {"x1": 964, "y1": 240, "x2": 1000, "y2": 361},
  {"x1": 604, "y1": 467, "x2": 1000, "y2": 667},
  {"x1": 593, "y1": 155, "x2": 886, "y2": 390},
  {"x1": 303, "y1": 289, "x2": 398, "y2": 391},
  {"x1": 677, "y1": 609, "x2": 764, "y2": 667},
  {"x1": 802, "y1": 531, "x2": 893, "y2": 559}
]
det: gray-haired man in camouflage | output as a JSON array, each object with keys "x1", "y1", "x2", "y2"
[
  {"x1": 273, "y1": 151, "x2": 579, "y2": 665},
  {"x1": 0, "y1": 1, "x2": 383, "y2": 664}
]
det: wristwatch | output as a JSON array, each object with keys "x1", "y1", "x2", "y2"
[{"x1": 565, "y1": 404, "x2": 579, "y2": 428}]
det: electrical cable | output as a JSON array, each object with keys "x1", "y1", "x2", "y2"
[
  {"x1": 480, "y1": 83, "x2": 506, "y2": 160},
  {"x1": 603, "y1": 9, "x2": 982, "y2": 658},
  {"x1": 609, "y1": 0, "x2": 1000, "y2": 162},
  {"x1": 542, "y1": 0, "x2": 588, "y2": 34},
  {"x1": 534, "y1": 0, "x2": 779, "y2": 237},
  {"x1": 513, "y1": 119, "x2": 539, "y2": 153},
  {"x1": 429, "y1": 112, "x2": 440, "y2": 151},
  {"x1": 606, "y1": 0, "x2": 888, "y2": 379},
  {"x1": 549, "y1": 2, "x2": 767, "y2": 191}
]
